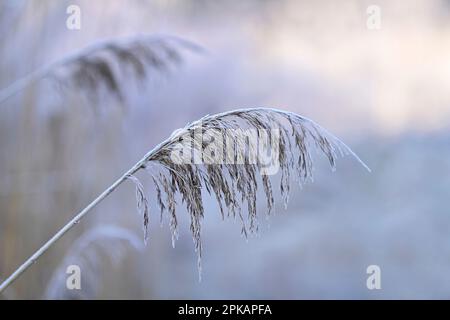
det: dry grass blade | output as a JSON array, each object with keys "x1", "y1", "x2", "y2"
[{"x1": 0, "y1": 34, "x2": 203, "y2": 104}]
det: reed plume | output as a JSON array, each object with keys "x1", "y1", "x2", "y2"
[
  {"x1": 45, "y1": 226, "x2": 142, "y2": 299},
  {"x1": 0, "y1": 107, "x2": 370, "y2": 291},
  {"x1": 0, "y1": 34, "x2": 202, "y2": 104}
]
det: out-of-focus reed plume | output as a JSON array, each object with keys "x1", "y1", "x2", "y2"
[
  {"x1": 0, "y1": 34, "x2": 203, "y2": 105},
  {"x1": 45, "y1": 226, "x2": 142, "y2": 299}
]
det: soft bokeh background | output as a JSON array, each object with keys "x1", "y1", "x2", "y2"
[{"x1": 1, "y1": 0, "x2": 450, "y2": 299}]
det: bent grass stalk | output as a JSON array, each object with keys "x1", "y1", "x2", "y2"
[{"x1": 0, "y1": 107, "x2": 370, "y2": 293}]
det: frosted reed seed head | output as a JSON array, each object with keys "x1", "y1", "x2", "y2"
[
  {"x1": 128, "y1": 107, "x2": 370, "y2": 278},
  {"x1": 51, "y1": 35, "x2": 203, "y2": 103},
  {"x1": 45, "y1": 226, "x2": 143, "y2": 299},
  {"x1": 0, "y1": 34, "x2": 203, "y2": 105}
]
